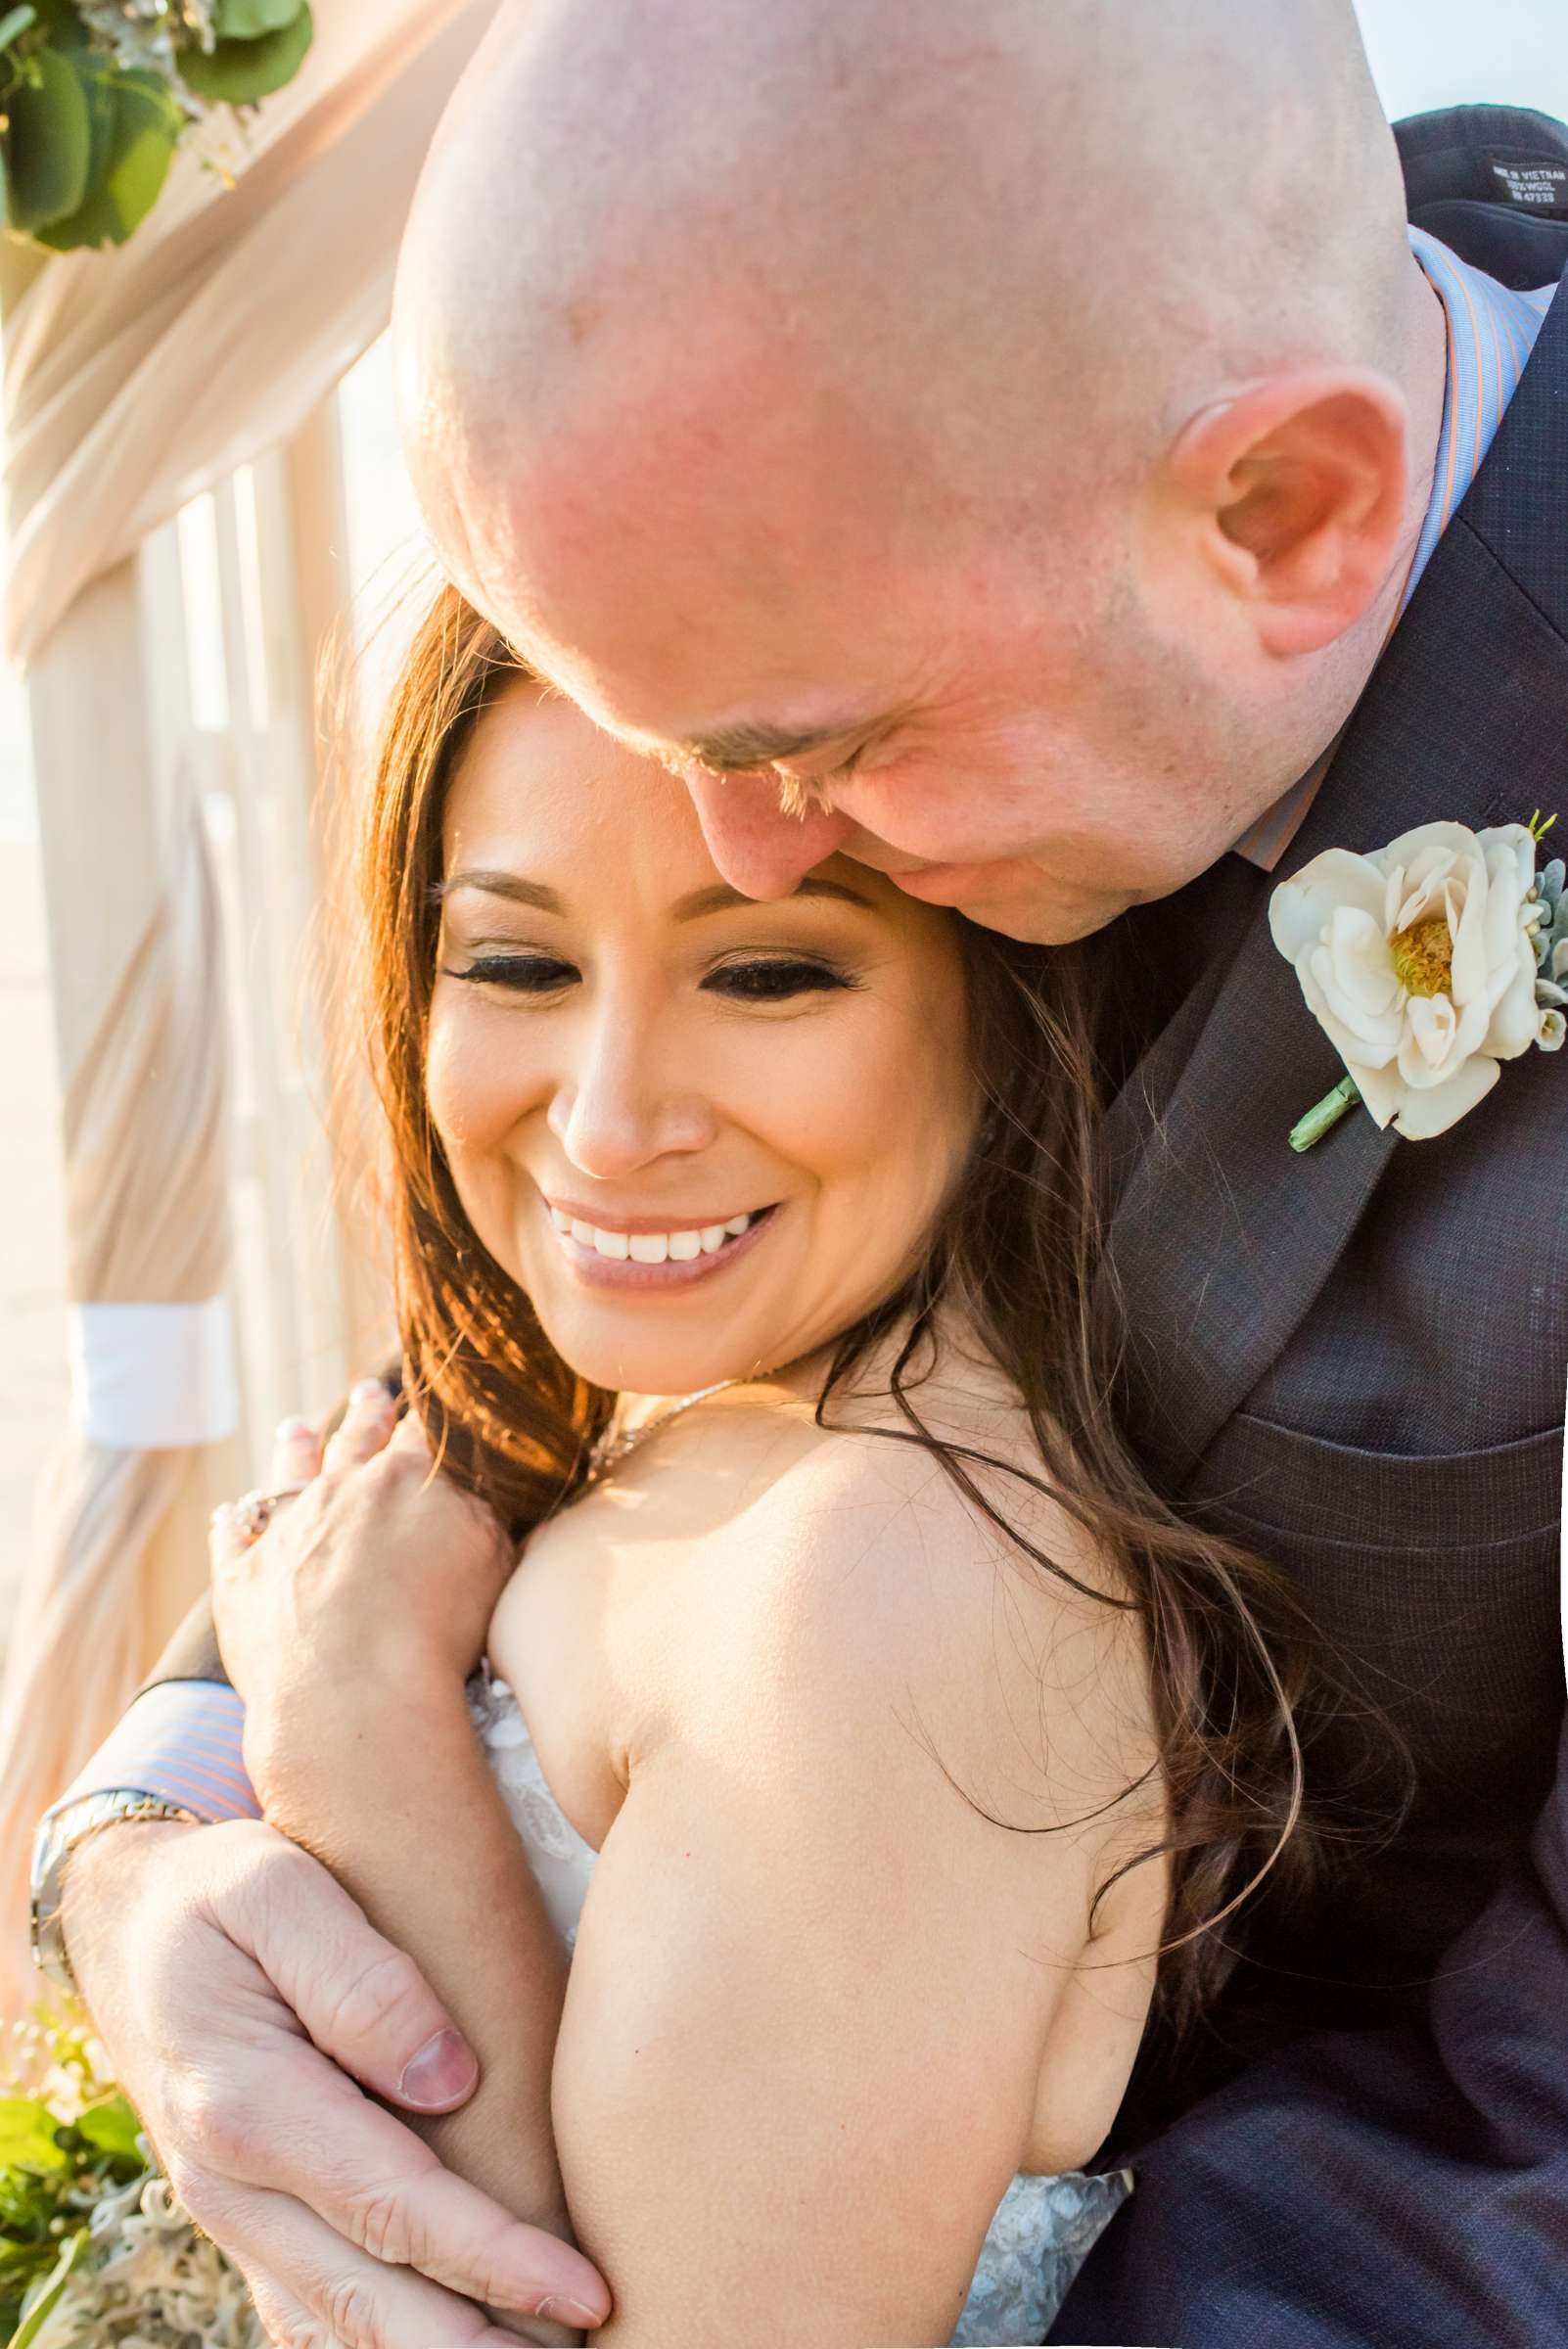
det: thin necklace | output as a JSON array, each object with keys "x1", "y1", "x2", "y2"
[{"x1": 582, "y1": 1378, "x2": 749, "y2": 1486}]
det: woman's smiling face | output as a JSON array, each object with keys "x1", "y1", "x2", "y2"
[{"x1": 427, "y1": 677, "x2": 979, "y2": 1397}]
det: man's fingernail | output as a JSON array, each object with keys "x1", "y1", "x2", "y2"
[
  {"x1": 351, "y1": 1377, "x2": 391, "y2": 1405},
  {"x1": 397, "y1": 2027, "x2": 478, "y2": 2108},
  {"x1": 275, "y1": 1415, "x2": 314, "y2": 1442},
  {"x1": 536, "y1": 2295, "x2": 608, "y2": 2328}
]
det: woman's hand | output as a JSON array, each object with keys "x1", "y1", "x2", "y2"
[{"x1": 210, "y1": 1381, "x2": 516, "y2": 1811}]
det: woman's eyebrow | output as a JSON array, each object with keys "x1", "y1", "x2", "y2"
[
  {"x1": 436, "y1": 873, "x2": 876, "y2": 919},
  {"x1": 672, "y1": 877, "x2": 876, "y2": 920},
  {"x1": 437, "y1": 871, "x2": 565, "y2": 913}
]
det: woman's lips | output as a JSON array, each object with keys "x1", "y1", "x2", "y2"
[{"x1": 542, "y1": 1201, "x2": 780, "y2": 1292}]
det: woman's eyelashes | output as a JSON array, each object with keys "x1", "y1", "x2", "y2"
[
  {"x1": 703, "y1": 955, "x2": 860, "y2": 1003},
  {"x1": 441, "y1": 948, "x2": 859, "y2": 1003},
  {"x1": 443, "y1": 951, "x2": 578, "y2": 992}
]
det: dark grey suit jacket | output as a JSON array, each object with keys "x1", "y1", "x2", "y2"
[{"x1": 1052, "y1": 104, "x2": 1568, "y2": 2347}]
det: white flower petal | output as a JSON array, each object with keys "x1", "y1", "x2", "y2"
[
  {"x1": 1404, "y1": 993, "x2": 1458, "y2": 1073},
  {"x1": 1392, "y1": 844, "x2": 1462, "y2": 933},
  {"x1": 1301, "y1": 988, "x2": 1401, "y2": 1074},
  {"x1": 1269, "y1": 850, "x2": 1386, "y2": 961},
  {"x1": 1449, "y1": 865, "x2": 1491, "y2": 1004},
  {"x1": 1478, "y1": 842, "x2": 1530, "y2": 976},
  {"x1": 1306, "y1": 940, "x2": 1403, "y2": 1063},
  {"x1": 1314, "y1": 905, "x2": 1402, "y2": 1033},
  {"x1": 1482, "y1": 955, "x2": 1542, "y2": 1060},
  {"x1": 1381, "y1": 820, "x2": 1483, "y2": 870},
  {"x1": 1390, "y1": 1052, "x2": 1499, "y2": 1138},
  {"x1": 1476, "y1": 822, "x2": 1538, "y2": 894},
  {"x1": 1383, "y1": 860, "x2": 1407, "y2": 935},
  {"x1": 1449, "y1": 988, "x2": 1496, "y2": 1064},
  {"x1": 1350, "y1": 1059, "x2": 1405, "y2": 1129}
]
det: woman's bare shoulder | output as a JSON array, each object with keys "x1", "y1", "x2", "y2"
[{"x1": 557, "y1": 1351, "x2": 1158, "y2": 1834}]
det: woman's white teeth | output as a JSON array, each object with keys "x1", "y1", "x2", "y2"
[{"x1": 554, "y1": 1209, "x2": 760, "y2": 1260}]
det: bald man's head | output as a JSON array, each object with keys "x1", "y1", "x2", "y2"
[{"x1": 394, "y1": 0, "x2": 1443, "y2": 941}]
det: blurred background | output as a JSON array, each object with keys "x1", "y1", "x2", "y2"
[
  {"x1": 0, "y1": 330, "x2": 426, "y2": 1646},
  {"x1": 0, "y1": 0, "x2": 1563, "y2": 2013},
  {"x1": 0, "y1": 331, "x2": 425, "y2": 1644}
]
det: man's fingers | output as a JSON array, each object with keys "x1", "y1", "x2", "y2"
[
  {"x1": 209, "y1": 1826, "x2": 477, "y2": 2112},
  {"x1": 199, "y1": 2181, "x2": 541, "y2": 2349},
  {"x1": 236, "y1": 2261, "x2": 328, "y2": 2349},
  {"x1": 193, "y1": 2030, "x2": 607, "y2": 2326},
  {"x1": 328, "y1": 2128, "x2": 609, "y2": 2327},
  {"x1": 321, "y1": 1379, "x2": 399, "y2": 1475}
]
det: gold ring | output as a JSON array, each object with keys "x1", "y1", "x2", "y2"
[{"x1": 230, "y1": 1486, "x2": 303, "y2": 1543}]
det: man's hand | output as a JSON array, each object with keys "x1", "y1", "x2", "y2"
[{"x1": 64, "y1": 1816, "x2": 611, "y2": 2348}]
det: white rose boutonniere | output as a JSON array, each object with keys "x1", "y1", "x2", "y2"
[{"x1": 1269, "y1": 811, "x2": 1566, "y2": 1148}]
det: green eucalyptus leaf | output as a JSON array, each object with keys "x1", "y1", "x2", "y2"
[
  {"x1": 0, "y1": 2100, "x2": 66, "y2": 2174},
  {"x1": 0, "y1": 9, "x2": 37, "y2": 54},
  {"x1": 180, "y1": 1, "x2": 311, "y2": 102},
  {"x1": 212, "y1": 0, "x2": 302, "y2": 35},
  {"x1": 74, "y1": 2095, "x2": 144, "y2": 2162},
  {"x1": 3, "y1": 42, "x2": 89, "y2": 230},
  {"x1": 34, "y1": 63, "x2": 180, "y2": 248}
]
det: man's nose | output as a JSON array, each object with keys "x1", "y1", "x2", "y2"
[{"x1": 685, "y1": 770, "x2": 853, "y2": 898}]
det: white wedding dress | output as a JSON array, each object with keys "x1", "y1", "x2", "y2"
[{"x1": 469, "y1": 1668, "x2": 1130, "y2": 2346}]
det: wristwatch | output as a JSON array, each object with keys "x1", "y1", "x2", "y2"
[{"x1": 30, "y1": 1790, "x2": 200, "y2": 1996}]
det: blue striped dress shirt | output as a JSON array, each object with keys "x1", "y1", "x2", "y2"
[{"x1": 1233, "y1": 227, "x2": 1557, "y2": 871}]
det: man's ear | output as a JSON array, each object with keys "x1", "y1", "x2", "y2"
[{"x1": 1160, "y1": 370, "x2": 1410, "y2": 658}]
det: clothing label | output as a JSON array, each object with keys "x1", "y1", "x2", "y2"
[{"x1": 1486, "y1": 150, "x2": 1568, "y2": 213}]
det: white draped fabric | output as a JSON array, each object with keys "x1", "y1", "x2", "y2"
[
  {"x1": 0, "y1": 0, "x2": 496, "y2": 2016},
  {"x1": 3, "y1": 0, "x2": 497, "y2": 668}
]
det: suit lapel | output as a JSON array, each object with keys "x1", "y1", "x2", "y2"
[{"x1": 1108, "y1": 268, "x2": 1568, "y2": 1495}]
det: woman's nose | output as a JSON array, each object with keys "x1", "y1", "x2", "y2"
[
  {"x1": 685, "y1": 770, "x2": 853, "y2": 898},
  {"x1": 547, "y1": 1015, "x2": 717, "y2": 1179}
]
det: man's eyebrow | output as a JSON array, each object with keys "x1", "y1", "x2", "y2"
[
  {"x1": 436, "y1": 872, "x2": 565, "y2": 913},
  {"x1": 677, "y1": 718, "x2": 870, "y2": 771},
  {"x1": 672, "y1": 876, "x2": 876, "y2": 920}
]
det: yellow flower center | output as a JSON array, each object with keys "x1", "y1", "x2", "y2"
[{"x1": 1388, "y1": 915, "x2": 1454, "y2": 998}]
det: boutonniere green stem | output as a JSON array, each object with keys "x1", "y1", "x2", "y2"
[{"x1": 1289, "y1": 1075, "x2": 1362, "y2": 1153}]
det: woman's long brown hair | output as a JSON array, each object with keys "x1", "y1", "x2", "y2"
[{"x1": 358, "y1": 581, "x2": 1327, "y2": 2031}]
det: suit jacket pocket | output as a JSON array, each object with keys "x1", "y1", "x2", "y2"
[
  {"x1": 1184, "y1": 1410, "x2": 1565, "y2": 1985},
  {"x1": 1186, "y1": 1411, "x2": 1562, "y2": 1551},
  {"x1": 1187, "y1": 1410, "x2": 1563, "y2": 1827}
]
